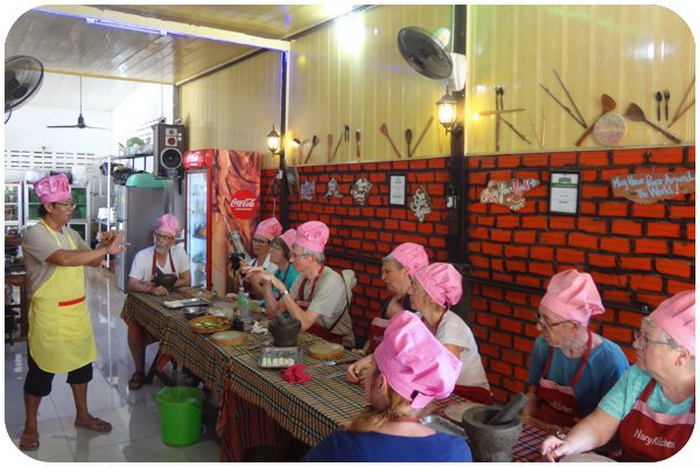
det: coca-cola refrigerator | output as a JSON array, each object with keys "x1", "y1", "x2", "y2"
[{"x1": 183, "y1": 149, "x2": 262, "y2": 295}]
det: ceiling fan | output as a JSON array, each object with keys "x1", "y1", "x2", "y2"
[{"x1": 47, "y1": 76, "x2": 110, "y2": 130}]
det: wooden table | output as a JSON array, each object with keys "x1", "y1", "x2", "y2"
[
  {"x1": 5, "y1": 271, "x2": 29, "y2": 341},
  {"x1": 121, "y1": 292, "x2": 551, "y2": 462}
]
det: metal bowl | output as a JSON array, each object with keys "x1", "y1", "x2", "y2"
[{"x1": 183, "y1": 306, "x2": 207, "y2": 320}]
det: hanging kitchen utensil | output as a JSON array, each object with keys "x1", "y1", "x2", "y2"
[
  {"x1": 592, "y1": 111, "x2": 626, "y2": 146},
  {"x1": 495, "y1": 87, "x2": 502, "y2": 151},
  {"x1": 575, "y1": 94, "x2": 616, "y2": 146},
  {"x1": 327, "y1": 134, "x2": 333, "y2": 162},
  {"x1": 663, "y1": 90, "x2": 670, "y2": 121},
  {"x1": 405, "y1": 129, "x2": 413, "y2": 158},
  {"x1": 304, "y1": 135, "x2": 320, "y2": 164},
  {"x1": 624, "y1": 103, "x2": 682, "y2": 144},
  {"x1": 669, "y1": 76, "x2": 694, "y2": 127},
  {"x1": 330, "y1": 130, "x2": 343, "y2": 161},
  {"x1": 409, "y1": 116, "x2": 434, "y2": 157},
  {"x1": 499, "y1": 117, "x2": 531, "y2": 144},
  {"x1": 539, "y1": 69, "x2": 588, "y2": 129},
  {"x1": 669, "y1": 99, "x2": 695, "y2": 128},
  {"x1": 655, "y1": 91, "x2": 663, "y2": 121},
  {"x1": 355, "y1": 130, "x2": 361, "y2": 160},
  {"x1": 552, "y1": 68, "x2": 587, "y2": 127},
  {"x1": 379, "y1": 123, "x2": 402, "y2": 159}
]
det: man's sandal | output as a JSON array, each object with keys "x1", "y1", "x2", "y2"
[{"x1": 128, "y1": 371, "x2": 146, "y2": 390}]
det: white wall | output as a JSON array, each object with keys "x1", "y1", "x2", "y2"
[{"x1": 4, "y1": 106, "x2": 112, "y2": 154}]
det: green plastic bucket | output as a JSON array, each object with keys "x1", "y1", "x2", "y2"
[{"x1": 156, "y1": 386, "x2": 205, "y2": 446}]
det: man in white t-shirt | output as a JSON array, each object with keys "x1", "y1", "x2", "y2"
[{"x1": 126, "y1": 214, "x2": 190, "y2": 389}]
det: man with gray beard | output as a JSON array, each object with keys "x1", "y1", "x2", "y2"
[{"x1": 126, "y1": 214, "x2": 191, "y2": 389}]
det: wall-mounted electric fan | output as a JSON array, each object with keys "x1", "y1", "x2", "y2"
[{"x1": 5, "y1": 55, "x2": 44, "y2": 124}]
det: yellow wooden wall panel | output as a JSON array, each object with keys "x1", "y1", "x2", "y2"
[
  {"x1": 289, "y1": 5, "x2": 453, "y2": 164},
  {"x1": 465, "y1": 5, "x2": 694, "y2": 155},
  {"x1": 179, "y1": 51, "x2": 282, "y2": 162}
]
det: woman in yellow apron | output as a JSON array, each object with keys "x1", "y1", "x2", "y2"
[{"x1": 19, "y1": 173, "x2": 126, "y2": 452}]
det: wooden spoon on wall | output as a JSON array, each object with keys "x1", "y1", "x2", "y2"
[
  {"x1": 624, "y1": 103, "x2": 682, "y2": 144},
  {"x1": 379, "y1": 123, "x2": 402, "y2": 159},
  {"x1": 575, "y1": 94, "x2": 616, "y2": 147}
]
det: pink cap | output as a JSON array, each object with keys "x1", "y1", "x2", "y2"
[
  {"x1": 413, "y1": 263, "x2": 463, "y2": 308},
  {"x1": 254, "y1": 217, "x2": 283, "y2": 241},
  {"x1": 374, "y1": 311, "x2": 462, "y2": 408},
  {"x1": 34, "y1": 173, "x2": 71, "y2": 203},
  {"x1": 294, "y1": 221, "x2": 329, "y2": 253},
  {"x1": 389, "y1": 242, "x2": 429, "y2": 277},
  {"x1": 278, "y1": 229, "x2": 297, "y2": 249},
  {"x1": 540, "y1": 269, "x2": 604, "y2": 326},
  {"x1": 156, "y1": 214, "x2": 181, "y2": 237},
  {"x1": 649, "y1": 290, "x2": 695, "y2": 356}
]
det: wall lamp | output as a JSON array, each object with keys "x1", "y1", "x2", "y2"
[
  {"x1": 266, "y1": 125, "x2": 281, "y2": 155},
  {"x1": 436, "y1": 88, "x2": 461, "y2": 133}
]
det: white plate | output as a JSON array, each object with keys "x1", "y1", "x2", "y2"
[{"x1": 444, "y1": 401, "x2": 486, "y2": 423}]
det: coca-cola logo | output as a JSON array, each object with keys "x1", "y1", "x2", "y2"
[{"x1": 229, "y1": 189, "x2": 258, "y2": 219}]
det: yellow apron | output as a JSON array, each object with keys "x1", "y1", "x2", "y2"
[{"x1": 28, "y1": 220, "x2": 97, "y2": 373}]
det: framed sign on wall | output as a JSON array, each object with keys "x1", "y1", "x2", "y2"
[
  {"x1": 389, "y1": 173, "x2": 406, "y2": 206},
  {"x1": 549, "y1": 171, "x2": 581, "y2": 215}
]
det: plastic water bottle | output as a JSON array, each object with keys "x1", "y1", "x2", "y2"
[
  {"x1": 240, "y1": 292, "x2": 252, "y2": 324},
  {"x1": 236, "y1": 286, "x2": 245, "y2": 311}
]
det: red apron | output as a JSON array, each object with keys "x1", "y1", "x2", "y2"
[
  {"x1": 534, "y1": 331, "x2": 592, "y2": 427},
  {"x1": 366, "y1": 295, "x2": 412, "y2": 352},
  {"x1": 617, "y1": 379, "x2": 695, "y2": 462},
  {"x1": 297, "y1": 266, "x2": 344, "y2": 345}
]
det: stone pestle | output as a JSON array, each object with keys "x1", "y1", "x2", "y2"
[{"x1": 486, "y1": 392, "x2": 528, "y2": 425}]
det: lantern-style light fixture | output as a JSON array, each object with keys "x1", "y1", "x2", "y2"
[
  {"x1": 266, "y1": 125, "x2": 281, "y2": 154},
  {"x1": 436, "y1": 89, "x2": 458, "y2": 132}
]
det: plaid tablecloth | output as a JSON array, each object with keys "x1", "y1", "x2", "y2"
[
  {"x1": 513, "y1": 422, "x2": 548, "y2": 462},
  {"x1": 122, "y1": 294, "x2": 548, "y2": 462}
]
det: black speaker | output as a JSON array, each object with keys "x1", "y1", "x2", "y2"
[{"x1": 153, "y1": 123, "x2": 186, "y2": 179}]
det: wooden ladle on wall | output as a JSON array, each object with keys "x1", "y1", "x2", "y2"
[
  {"x1": 379, "y1": 123, "x2": 402, "y2": 159},
  {"x1": 624, "y1": 103, "x2": 682, "y2": 144},
  {"x1": 575, "y1": 94, "x2": 616, "y2": 146}
]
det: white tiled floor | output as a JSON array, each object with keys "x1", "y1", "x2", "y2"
[{"x1": 4, "y1": 267, "x2": 221, "y2": 462}]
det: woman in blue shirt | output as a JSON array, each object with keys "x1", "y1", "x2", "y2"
[
  {"x1": 253, "y1": 229, "x2": 299, "y2": 314},
  {"x1": 302, "y1": 311, "x2": 472, "y2": 462}
]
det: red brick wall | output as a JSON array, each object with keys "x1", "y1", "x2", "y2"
[
  {"x1": 261, "y1": 146, "x2": 695, "y2": 403},
  {"x1": 466, "y1": 147, "x2": 695, "y2": 402},
  {"x1": 260, "y1": 158, "x2": 455, "y2": 339}
]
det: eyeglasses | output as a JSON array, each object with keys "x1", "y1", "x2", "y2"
[
  {"x1": 635, "y1": 330, "x2": 675, "y2": 349},
  {"x1": 535, "y1": 312, "x2": 575, "y2": 331},
  {"x1": 289, "y1": 252, "x2": 311, "y2": 259},
  {"x1": 252, "y1": 238, "x2": 270, "y2": 244},
  {"x1": 154, "y1": 233, "x2": 175, "y2": 242},
  {"x1": 54, "y1": 202, "x2": 77, "y2": 210}
]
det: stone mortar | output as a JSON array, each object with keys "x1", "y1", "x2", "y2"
[{"x1": 461, "y1": 406, "x2": 523, "y2": 462}]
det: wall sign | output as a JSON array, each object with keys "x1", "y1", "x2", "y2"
[
  {"x1": 480, "y1": 178, "x2": 540, "y2": 211},
  {"x1": 351, "y1": 176, "x2": 373, "y2": 206},
  {"x1": 410, "y1": 186, "x2": 433, "y2": 222},
  {"x1": 549, "y1": 171, "x2": 580, "y2": 215},
  {"x1": 389, "y1": 174, "x2": 406, "y2": 206},
  {"x1": 300, "y1": 180, "x2": 315, "y2": 201},
  {"x1": 324, "y1": 177, "x2": 343, "y2": 198},
  {"x1": 611, "y1": 170, "x2": 695, "y2": 204}
]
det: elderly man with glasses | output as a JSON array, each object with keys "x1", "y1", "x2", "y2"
[
  {"x1": 126, "y1": 214, "x2": 191, "y2": 390},
  {"x1": 244, "y1": 220, "x2": 355, "y2": 348},
  {"x1": 19, "y1": 173, "x2": 127, "y2": 451},
  {"x1": 523, "y1": 269, "x2": 629, "y2": 437},
  {"x1": 542, "y1": 290, "x2": 695, "y2": 462}
]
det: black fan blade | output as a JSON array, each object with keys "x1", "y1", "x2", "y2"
[
  {"x1": 47, "y1": 124, "x2": 81, "y2": 129},
  {"x1": 397, "y1": 27, "x2": 453, "y2": 80}
]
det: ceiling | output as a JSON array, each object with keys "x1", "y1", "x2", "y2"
[
  {"x1": 6, "y1": 4, "x2": 358, "y2": 84},
  {"x1": 5, "y1": 4, "x2": 360, "y2": 110}
]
